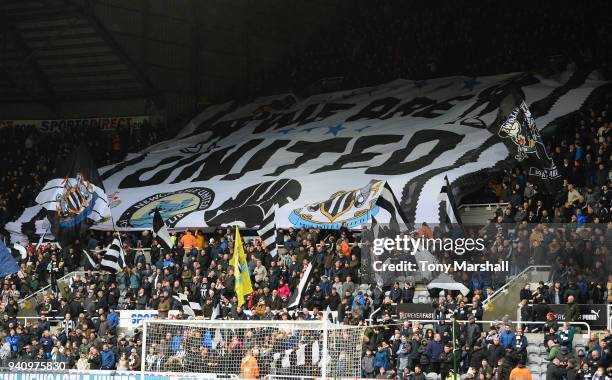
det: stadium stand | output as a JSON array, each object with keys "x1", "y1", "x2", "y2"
[
  {"x1": 0, "y1": 100, "x2": 609, "y2": 377},
  {"x1": 0, "y1": 1, "x2": 611, "y2": 379}
]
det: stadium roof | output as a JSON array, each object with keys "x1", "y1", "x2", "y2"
[
  {"x1": 0, "y1": 0, "x2": 159, "y2": 107},
  {"x1": 0, "y1": 0, "x2": 338, "y2": 114}
]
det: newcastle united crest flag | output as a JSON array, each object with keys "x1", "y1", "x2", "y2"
[
  {"x1": 493, "y1": 89, "x2": 562, "y2": 194},
  {"x1": 35, "y1": 144, "x2": 111, "y2": 246}
]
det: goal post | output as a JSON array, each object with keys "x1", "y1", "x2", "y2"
[{"x1": 141, "y1": 319, "x2": 366, "y2": 379}]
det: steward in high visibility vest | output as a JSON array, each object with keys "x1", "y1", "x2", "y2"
[{"x1": 240, "y1": 348, "x2": 260, "y2": 379}]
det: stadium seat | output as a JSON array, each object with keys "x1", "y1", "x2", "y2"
[
  {"x1": 529, "y1": 355, "x2": 542, "y2": 364},
  {"x1": 529, "y1": 365, "x2": 541, "y2": 374},
  {"x1": 426, "y1": 372, "x2": 440, "y2": 380}
]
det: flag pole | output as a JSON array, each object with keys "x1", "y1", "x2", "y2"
[
  {"x1": 36, "y1": 226, "x2": 49, "y2": 251},
  {"x1": 109, "y1": 212, "x2": 124, "y2": 248},
  {"x1": 452, "y1": 318, "x2": 458, "y2": 380}
]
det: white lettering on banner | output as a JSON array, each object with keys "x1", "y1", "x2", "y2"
[
  {"x1": 7, "y1": 71, "x2": 609, "y2": 239},
  {"x1": 119, "y1": 309, "x2": 159, "y2": 328}
]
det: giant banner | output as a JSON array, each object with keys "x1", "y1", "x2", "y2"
[{"x1": 7, "y1": 71, "x2": 608, "y2": 239}]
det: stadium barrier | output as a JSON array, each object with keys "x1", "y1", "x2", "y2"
[
  {"x1": 264, "y1": 376, "x2": 371, "y2": 380},
  {"x1": 369, "y1": 319, "x2": 591, "y2": 337},
  {"x1": 482, "y1": 265, "x2": 551, "y2": 309},
  {"x1": 0, "y1": 369, "x2": 238, "y2": 380},
  {"x1": 19, "y1": 270, "x2": 100, "y2": 307},
  {"x1": 456, "y1": 202, "x2": 509, "y2": 211},
  {"x1": 520, "y1": 304, "x2": 608, "y2": 330}
]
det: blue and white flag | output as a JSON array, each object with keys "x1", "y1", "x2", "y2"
[{"x1": 0, "y1": 240, "x2": 20, "y2": 277}]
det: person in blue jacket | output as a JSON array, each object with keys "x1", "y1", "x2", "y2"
[
  {"x1": 107, "y1": 309, "x2": 119, "y2": 330},
  {"x1": 40, "y1": 331, "x2": 54, "y2": 359},
  {"x1": 499, "y1": 324, "x2": 516, "y2": 349},
  {"x1": 373, "y1": 342, "x2": 391, "y2": 371},
  {"x1": 6, "y1": 329, "x2": 19, "y2": 356},
  {"x1": 100, "y1": 344, "x2": 116, "y2": 369}
]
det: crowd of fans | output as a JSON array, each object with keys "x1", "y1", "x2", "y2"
[
  {"x1": 0, "y1": 214, "x2": 609, "y2": 377},
  {"x1": 465, "y1": 81, "x2": 612, "y2": 302},
  {"x1": 0, "y1": 122, "x2": 160, "y2": 229},
  {"x1": 0, "y1": 103, "x2": 610, "y2": 377},
  {"x1": 0, "y1": 4, "x2": 611, "y2": 374}
]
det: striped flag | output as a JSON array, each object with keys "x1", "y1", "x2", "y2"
[
  {"x1": 173, "y1": 292, "x2": 202, "y2": 317},
  {"x1": 82, "y1": 249, "x2": 99, "y2": 270},
  {"x1": 99, "y1": 238, "x2": 125, "y2": 273},
  {"x1": 287, "y1": 262, "x2": 313, "y2": 309},
  {"x1": 257, "y1": 211, "x2": 277, "y2": 257},
  {"x1": 438, "y1": 176, "x2": 462, "y2": 225},
  {"x1": 152, "y1": 210, "x2": 173, "y2": 250},
  {"x1": 374, "y1": 182, "x2": 408, "y2": 234}
]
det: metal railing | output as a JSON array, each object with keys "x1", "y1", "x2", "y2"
[
  {"x1": 515, "y1": 307, "x2": 592, "y2": 336},
  {"x1": 368, "y1": 306, "x2": 383, "y2": 322},
  {"x1": 16, "y1": 316, "x2": 65, "y2": 328},
  {"x1": 482, "y1": 265, "x2": 551, "y2": 308},
  {"x1": 19, "y1": 270, "x2": 100, "y2": 307},
  {"x1": 608, "y1": 304, "x2": 612, "y2": 331},
  {"x1": 457, "y1": 202, "x2": 509, "y2": 210},
  {"x1": 370, "y1": 318, "x2": 591, "y2": 337}
]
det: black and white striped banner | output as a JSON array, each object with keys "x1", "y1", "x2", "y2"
[
  {"x1": 82, "y1": 249, "x2": 99, "y2": 270},
  {"x1": 99, "y1": 238, "x2": 125, "y2": 273},
  {"x1": 287, "y1": 262, "x2": 313, "y2": 309},
  {"x1": 173, "y1": 293, "x2": 203, "y2": 317},
  {"x1": 257, "y1": 210, "x2": 278, "y2": 257},
  {"x1": 152, "y1": 210, "x2": 173, "y2": 250},
  {"x1": 375, "y1": 182, "x2": 409, "y2": 232},
  {"x1": 8, "y1": 70, "x2": 606, "y2": 242}
]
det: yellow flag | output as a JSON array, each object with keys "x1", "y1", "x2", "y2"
[{"x1": 231, "y1": 226, "x2": 253, "y2": 307}]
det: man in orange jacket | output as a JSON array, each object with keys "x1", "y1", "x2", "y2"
[
  {"x1": 509, "y1": 359, "x2": 532, "y2": 380},
  {"x1": 180, "y1": 230, "x2": 197, "y2": 251},
  {"x1": 240, "y1": 348, "x2": 260, "y2": 379}
]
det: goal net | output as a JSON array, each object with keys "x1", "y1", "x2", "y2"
[{"x1": 142, "y1": 319, "x2": 366, "y2": 378}]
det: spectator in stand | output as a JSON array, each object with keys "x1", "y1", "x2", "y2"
[
  {"x1": 500, "y1": 325, "x2": 516, "y2": 350},
  {"x1": 0, "y1": 8, "x2": 609, "y2": 376},
  {"x1": 180, "y1": 230, "x2": 197, "y2": 252},
  {"x1": 426, "y1": 333, "x2": 444, "y2": 374},
  {"x1": 509, "y1": 358, "x2": 532, "y2": 380}
]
